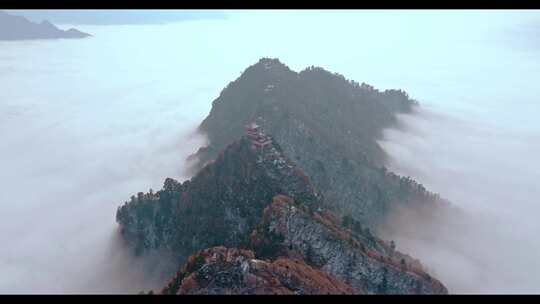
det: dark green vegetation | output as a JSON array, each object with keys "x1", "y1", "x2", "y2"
[
  {"x1": 117, "y1": 136, "x2": 321, "y2": 265},
  {"x1": 116, "y1": 58, "x2": 451, "y2": 294},
  {"x1": 196, "y1": 58, "x2": 447, "y2": 226}
]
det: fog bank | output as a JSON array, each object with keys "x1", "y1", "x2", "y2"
[
  {"x1": 1, "y1": 10, "x2": 539, "y2": 293},
  {"x1": 377, "y1": 107, "x2": 540, "y2": 293},
  {"x1": 0, "y1": 24, "x2": 209, "y2": 292}
]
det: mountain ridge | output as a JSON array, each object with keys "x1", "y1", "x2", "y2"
[
  {"x1": 116, "y1": 132, "x2": 323, "y2": 265},
  {"x1": 193, "y1": 58, "x2": 446, "y2": 227},
  {"x1": 117, "y1": 127, "x2": 447, "y2": 294},
  {"x1": 0, "y1": 10, "x2": 90, "y2": 41},
  {"x1": 116, "y1": 58, "x2": 451, "y2": 294}
]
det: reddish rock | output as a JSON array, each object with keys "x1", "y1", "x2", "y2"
[
  {"x1": 162, "y1": 246, "x2": 356, "y2": 295},
  {"x1": 252, "y1": 195, "x2": 448, "y2": 294}
]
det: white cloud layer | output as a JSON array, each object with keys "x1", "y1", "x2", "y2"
[{"x1": 0, "y1": 10, "x2": 539, "y2": 293}]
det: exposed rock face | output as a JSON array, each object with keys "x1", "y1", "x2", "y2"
[
  {"x1": 116, "y1": 59, "x2": 451, "y2": 294},
  {"x1": 161, "y1": 246, "x2": 357, "y2": 295},
  {"x1": 117, "y1": 133, "x2": 447, "y2": 294},
  {"x1": 195, "y1": 58, "x2": 446, "y2": 227},
  {"x1": 0, "y1": 10, "x2": 90, "y2": 41},
  {"x1": 251, "y1": 195, "x2": 447, "y2": 294},
  {"x1": 156, "y1": 195, "x2": 447, "y2": 295},
  {"x1": 116, "y1": 134, "x2": 322, "y2": 266}
]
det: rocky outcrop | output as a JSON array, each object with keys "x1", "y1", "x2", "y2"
[
  {"x1": 251, "y1": 195, "x2": 447, "y2": 294},
  {"x1": 161, "y1": 246, "x2": 357, "y2": 295},
  {"x1": 156, "y1": 194, "x2": 447, "y2": 295},
  {"x1": 117, "y1": 133, "x2": 448, "y2": 294},
  {"x1": 116, "y1": 134, "x2": 322, "y2": 266},
  {"x1": 0, "y1": 10, "x2": 90, "y2": 41},
  {"x1": 116, "y1": 59, "x2": 451, "y2": 294},
  {"x1": 194, "y1": 58, "x2": 446, "y2": 227}
]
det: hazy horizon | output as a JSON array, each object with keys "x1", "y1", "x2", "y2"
[
  {"x1": 1, "y1": 10, "x2": 539, "y2": 293},
  {"x1": 5, "y1": 9, "x2": 228, "y2": 25}
]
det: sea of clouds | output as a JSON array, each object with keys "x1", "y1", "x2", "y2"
[{"x1": 0, "y1": 10, "x2": 539, "y2": 293}]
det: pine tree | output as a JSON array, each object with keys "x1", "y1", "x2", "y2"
[{"x1": 378, "y1": 267, "x2": 388, "y2": 294}]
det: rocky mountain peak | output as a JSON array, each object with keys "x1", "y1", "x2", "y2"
[
  {"x1": 196, "y1": 58, "x2": 443, "y2": 229},
  {"x1": 116, "y1": 132, "x2": 321, "y2": 265},
  {"x1": 156, "y1": 192, "x2": 447, "y2": 295},
  {"x1": 250, "y1": 194, "x2": 448, "y2": 294},
  {"x1": 161, "y1": 246, "x2": 357, "y2": 295},
  {"x1": 255, "y1": 57, "x2": 290, "y2": 71},
  {"x1": 117, "y1": 59, "x2": 450, "y2": 294}
]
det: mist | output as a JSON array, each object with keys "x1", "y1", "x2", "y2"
[
  {"x1": 5, "y1": 9, "x2": 228, "y2": 25},
  {"x1": 0, "y1": 23, "x2": 211, "y2": 292},
  {"x1": 377, "y1": 107, "x2": 540, "y2": 293},
  {"x1": 1, "y1": 10, "x2": 539, "y2": 293}
]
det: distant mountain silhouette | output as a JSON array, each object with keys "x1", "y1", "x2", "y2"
[
  {"x1": 5, "y1": 9, "x2": 227, "y2": 25},
  {"x1": 0, "y1": 10, "x2": 90, "y2": 41}
]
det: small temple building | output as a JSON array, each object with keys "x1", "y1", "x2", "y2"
[{"x1": 245, "y1": 122, "x2": 273, "y2": 150}]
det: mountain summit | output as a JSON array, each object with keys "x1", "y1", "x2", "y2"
[
  {"x1": 117, "y1": 131, "x2": 322, "y2": 264},
  {"x1": 194, "y1": 58, "x2": 443, "y2": 227},
  {"x1": 118, "y1": 130, "x2": 447, "y2": 294},
  {"x1": 116, "y1": 59, "x2": 450, "y2": 294}
]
